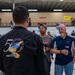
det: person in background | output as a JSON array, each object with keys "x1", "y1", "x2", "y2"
[
  {"x1": 28, "y1": 18, "x2": 31, "y2": 27},
  {"x1": 39, "y1": 24, "x2": 53, "y2": 75},
  {"x1": 50, "y1": 24, "x2": 75, "y2": 75},
  {"x1": 47, "y1": 31, "x2": 54, "y2": 39},
  {"x1": 0, "y1": 6, "x2": 46, "y2": 75},
  {"x1": 33, "y1": 30, "x2": 35, "y2": 33},
  {"x1": 10, "y1": 21, "x2": 14, "y2": 29},
  {"x1": 70, "y1": 30, "x2": 75, "y2": 38},
  {"x1": 0, "y1": 35, "x2": 1, "y2": 38}
]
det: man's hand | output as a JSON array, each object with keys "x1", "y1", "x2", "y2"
[
  {"x1": 61, "y1": 49, "x2": 69, "y2": 55},
  {"x1": 45, "y1": 47, "x2": 50, "y2": 52},
  {"x1": 72, "y1": 49, "x2": 75, "y2": 63}
]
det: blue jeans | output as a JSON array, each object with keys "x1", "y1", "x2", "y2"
[{"x1": 55, "y1": 62, "x2": 73, "y2": 75}]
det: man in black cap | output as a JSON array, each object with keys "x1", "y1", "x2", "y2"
[{"x1": 0, "y1": 6, "x2": 46, "y2": 75}]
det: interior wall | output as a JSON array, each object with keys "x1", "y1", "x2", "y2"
[
  {"x1": 0, "y1": 12, "x2": 74, "y2": 23},
  {"x1": 0, "y1": 13, "x2": 12, "y2": 23},
  {"x1": 30, "y1": 12, "x2": 74, "y2": 22}
]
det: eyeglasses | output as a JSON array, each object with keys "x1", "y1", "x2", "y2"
[{"x1": 58, "y1": 28, "x2": 65, "y2": 31}]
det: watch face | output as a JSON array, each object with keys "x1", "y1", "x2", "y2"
[{"x1": 60, "y1": 50, "x2": 61, "y2": 53}]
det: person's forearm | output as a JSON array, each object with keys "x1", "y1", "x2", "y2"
[
  {"x1": 50, "y1": 49, "x2": 60, "y2": 54},
  {"x1": 50, "y1": 49, "x2": 69, "y2": 55},
  {"x1": 73, "y1": 50, "x2": 75, "y2": 63}
]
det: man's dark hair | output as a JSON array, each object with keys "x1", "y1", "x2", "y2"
[
  {"x1": 13, "y1": 6, "x2": 29, "y2": 24},
  {"x1": 38, "y1": 24, "x2": 47, "y2": 30}
]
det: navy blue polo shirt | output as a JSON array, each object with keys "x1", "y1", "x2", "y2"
[{"x1": 50, "y1": 35, "x2": 75, "y2": 65}]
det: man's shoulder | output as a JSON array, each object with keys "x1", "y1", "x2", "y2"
[
  {"x1": 45, "y1": 35, "x2": 53, "y2": 41},
  {"x1": 32, "y1": 33, "x2": 41, "y2": 40},
  {"x1": 67, "y1": 35, "x2": 75, "y2": 41},
  {"x1": 45, "y1": 35, "x2": 51, "y2": 39},
  {"x1": 47, "y1": 35, "x2": 51, "y2": 38},
  {"x1": 27, "y1": 30, "x2": 39, "y2": 37},
  {"x1": 53, "y1": 36, "x2": 60, "y2": 41}
]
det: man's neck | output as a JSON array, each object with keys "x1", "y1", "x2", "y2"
[
  {"x1": 15, "y1": 24, "x2": 27, "y2": 29},
  {"x1": 40, "y1": 33, "x2": 47, "y2": 38}
]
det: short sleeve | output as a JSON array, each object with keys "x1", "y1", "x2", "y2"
[{"x1": 50, "y1": 38, "x2": 57, "y2": 49}]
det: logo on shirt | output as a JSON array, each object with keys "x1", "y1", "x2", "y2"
[
  {"x1": 67, "y1": 40, "x2": 70, "y2": 43},
  {"x1": 3, "y1": 38, "x2": 24, "y2": 58}
]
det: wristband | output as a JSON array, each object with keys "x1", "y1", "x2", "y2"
[{"x1": 60, "y1": 50, "x2": 62, "y2": 54}]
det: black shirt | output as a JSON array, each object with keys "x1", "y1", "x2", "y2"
[{"x1": 0, "y1": 26, "x2": 46, "y2": 75}]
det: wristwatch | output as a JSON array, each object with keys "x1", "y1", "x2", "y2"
[{"x1": 60, "y1": 50, "x2": 62, "y2": 54}]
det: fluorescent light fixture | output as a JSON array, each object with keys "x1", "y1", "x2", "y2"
[
  {"x1": 60, "y1": 0, "x2": 63, "y2": 1},
  {"x1": 28, "y1": 9, "x2": 37, "y2": 11},
  {"x1": 2, "y1": 9, "x2": 12, "y2": 11},
  {"x1": 53, "y1": 9, "x2": 62, "y2": 11}
]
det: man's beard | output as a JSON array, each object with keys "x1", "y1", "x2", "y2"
[
  {"x1": 40, "y1": 31, "x2": 46, "y2": 34},
  {"x1": 60, "y1": 33, "x2": 64, "y2": 37}
]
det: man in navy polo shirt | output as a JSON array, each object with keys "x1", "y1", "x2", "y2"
[{"x1": 50, "y1": 24, "x2": 75, "y2": 75}]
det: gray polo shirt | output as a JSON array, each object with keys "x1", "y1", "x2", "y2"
[{"x1": 41, "y1": 35, "x2": 53, "y2": 62}]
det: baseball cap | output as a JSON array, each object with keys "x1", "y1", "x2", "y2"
[{"x1": 38, "y1": 24, "x2": 47, "y2": 30}]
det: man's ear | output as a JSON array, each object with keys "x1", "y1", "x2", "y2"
[{"x1": 26, "y1": 18, "x2": 29, "y2": 23}]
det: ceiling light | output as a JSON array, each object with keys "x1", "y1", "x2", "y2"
[
  {"x1": 28, "y1": 9, "x2": 37, "y2": 11},
  {"x1": 53, "y1": 9, "x2": 62, "y2": 11},
  {"x1": 2, "y1": 9, "x2": 12, "y2": 11},
  {"x1": 60, "y1": 0, "x2": 63, "y2": 1}
]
